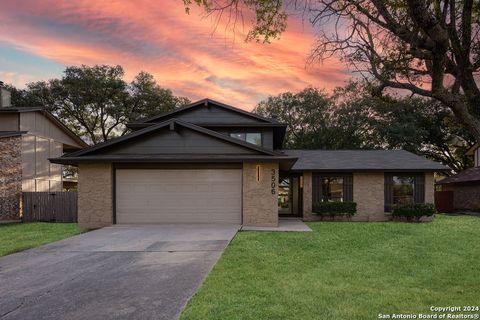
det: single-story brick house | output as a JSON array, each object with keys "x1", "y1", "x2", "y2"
[
  {"x1": 51, "y1": 99, "x2": 446, "y2": 228},
  {"x1": 436, "y1": 143, "x2": 480, "y2": 212}
]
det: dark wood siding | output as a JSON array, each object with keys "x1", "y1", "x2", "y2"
[
  {"x1": 384, "y1": 174, "x2": 393, "y2": 212},
  {"x1": 149, "y1": 105, "x2": 265, "y2": 124},
  {"x1": 344, "y1": 174, "x2": 353, "y2": 201},
  {"x1": 414, "y1": 173, "x2": 425, "y2": 203},
  {"x1": 94, "y1": 127, "x2": 261, "y2": 156}
]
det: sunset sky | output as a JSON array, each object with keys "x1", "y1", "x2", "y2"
[{"x1": 0, "y1": 0, "x2": 351, "y2": 109}]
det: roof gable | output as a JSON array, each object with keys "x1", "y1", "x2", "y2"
[
  {"x1": 137, "y1": 98, "x2": 276, "y2": 125},
  {"x1": 0, "y1": 108, "x2": 87, "y2": 148},
  {"x1": 64, "y1": 119, "x2": 279, "y2": 158}
]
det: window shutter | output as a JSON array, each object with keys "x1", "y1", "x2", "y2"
[
  {"x1": 384, "y1": 173, "x2": 393, "y2": 212},
  {"x1": 312, "y1": 173, "x2": 322, "y2": 204},
  {"x1": 343, "y1": 174, "x2": 353, "y2": 202},
  {"x1": 414, "y1": 173, "x2": 425, "y2": 203}
]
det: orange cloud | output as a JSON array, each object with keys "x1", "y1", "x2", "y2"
[{"x1": 0, "y1": 0, "x2": 350, "y2": 109}]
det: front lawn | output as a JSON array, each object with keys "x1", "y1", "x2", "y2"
[
  {"x1": 181, "y1": 215, "x2": 480, "y2": 320},
  {"x1": 0, "y1": 222, "x2": 82, "y2": 257}
]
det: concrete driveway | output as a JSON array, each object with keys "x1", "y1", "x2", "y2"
[{"x1": 0, "y1": 224, "x2": 239, "y2": 320}]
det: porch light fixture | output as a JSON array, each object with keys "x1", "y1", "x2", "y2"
[
  {"x1": 300, "y1": 175, "x2": 304, "y2": 188},
  {"x1": 256, "y1": 164, "x2": 261, "y2": 182}
]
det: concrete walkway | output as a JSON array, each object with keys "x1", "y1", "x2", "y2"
[
  {"x1": 0, "y1": 224, "x2": 239, "y2": 320},
  {"x1": 242, "y1": 218, "x2": 312, "y2": 232}
]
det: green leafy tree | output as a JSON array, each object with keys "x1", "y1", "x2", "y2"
[
  {"x1": 254, "y1": 83, "x2": 475, "y2": 172},
  {"x1": 254, "y1": 88, "x2": 341, "y2": 149},
  {"x1": 128, "y1": 71, "x2": 190, "y2": 123},
  {"x1": 254, "y1": 87, "x2": 377, "y2": 149},
  {"x1": 334, "y1": 81, "x2": 475, "y2": 172},
  {"x1": 187, "y1": 0, "x2": 480, "y2": 144},
  {"x1": 12, "y1": 65, "x2": 189, "y2": 144}
]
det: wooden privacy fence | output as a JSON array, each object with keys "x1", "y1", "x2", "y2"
[
  {"x1": 434, "y1": 190, "x2": 454, "y2": 213},
  {"x1": 22, "y1": 192, "x2": 78, "y2": 222}
]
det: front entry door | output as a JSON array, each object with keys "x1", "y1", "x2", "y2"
[{"x1": 278, "y1": 176, "x2": 301, "y2": 217}]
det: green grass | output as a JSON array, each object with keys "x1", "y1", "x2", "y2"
[
  {"x1": 0, "y1": 222, "x2": 83, "y2": 257},
  {"x1": 181, "y1": 215, "x2": 480, "y2": 320}
]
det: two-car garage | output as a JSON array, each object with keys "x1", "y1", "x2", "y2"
[{"x1": 115, "y1": 169, "x2": 243, "y2": 224}]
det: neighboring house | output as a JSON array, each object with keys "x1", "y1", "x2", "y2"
[
  {"x1": 469, "y1": 142, "x2": 480, "y2": 167},
  {"x1": 51, "y1": 99, "x2": 446, "y2": 229},
  {"x1": 437, "y1": 143, "x2": 480, "y2": 212},
  {"x1": 0, "y1": 84, "x2": 87, "y2": 221}
]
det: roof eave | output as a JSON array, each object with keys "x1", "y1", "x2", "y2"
[
  {"x1": 437, "y1": 179, "x2": 480, "y2": 185},
  {"x1": 0, "y1": 131, "x2": 28, "y2": 138},
  {"x1": 49, "y1": 156, "x2": 298, "y2": 166},
  {"x1": 289, "y1": 168, "x2": 448, "y2": 172}
]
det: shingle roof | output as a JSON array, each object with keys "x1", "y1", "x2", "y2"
[
  {"x1": 282, "y1": 149, "x2": 448, "y2": 171},
  {"x1": 437, "y1": 166, "x2": 480, "y2": 184}
]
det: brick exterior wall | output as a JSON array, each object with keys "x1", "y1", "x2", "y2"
[
  {"x1": 303, "y1": 172, "x2": 388, "y2": 221},
  {"x1": 302, "y1": 172, "x2": 315, "y2": 221},
  {"x1": 0, "y1": 136, "x2": 22, "y2": 220},
  {"x1": 78, "y1": 163, "x2": 113, "y2": 229},
  {"x1": 242, "y1": 162, "x2": 279, "y2": 227},
  {"x1": 425, "y1": 172, "x2": 435, "y2": 204},
  {"x1": 352, "y1": 172, "x2": 389, "y2": 221},
  {"x1": 442, "y1": 183, "x2": 480, "y2": 211},
  {"x1": 302, "y1": 171, "x2": 435, "y2": 222}
]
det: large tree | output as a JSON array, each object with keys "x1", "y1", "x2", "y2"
[
  {"x1": 334, "y1": 81, "x2": 476, "y2": 172},
  {"x1": 254, "y1": 83, "x2": 475, "y2": 172},
  {"x1": 11, "y1": 65, "x2": 189, "y2": 144},
  {"x1": 254, "y1": 87, "x2": 375, "y2": 149},
  {"x1": 187, "y1": 0, "x2": 480, "y2": 143}
]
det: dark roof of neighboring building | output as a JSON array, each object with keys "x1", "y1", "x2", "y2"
[
  {"x1": 0, "y1": 131, "x2": 27, "y2": 138},
  {"x1": 0, "y1": 107, "x2": 88, "y2": 148},
  {"x1": 437, "y1": 166, "x2": 480, "y2": 184},
  {"x1": 282, "y1": 149, "x2": 448, "y2": 172}
]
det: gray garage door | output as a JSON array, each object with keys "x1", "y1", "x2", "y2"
[{"x1": 116, "y1": 169, "x2": 242, "y2": 224}]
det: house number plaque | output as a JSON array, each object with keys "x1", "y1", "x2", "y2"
[{"x1": 271, "y1": 169, "x2": 276, "y2": 194}]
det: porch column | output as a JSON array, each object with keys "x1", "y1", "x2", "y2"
[{"x1": 242, "y1": 162, "x2": 279, "y2": 227}]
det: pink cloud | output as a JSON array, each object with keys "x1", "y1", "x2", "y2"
[{"x1": 0, "y1": 0, "x2": 350, "y2": 109}]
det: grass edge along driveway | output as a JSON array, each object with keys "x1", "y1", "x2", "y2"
[
  {"x1": 0, "y1": 222, "x2": 83, "y2": 257},
  {"x1": 181, "y1": 215, "x2": 480, "y2": 320}
]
